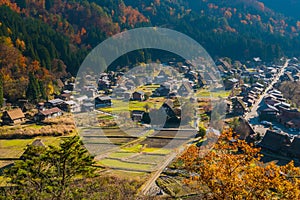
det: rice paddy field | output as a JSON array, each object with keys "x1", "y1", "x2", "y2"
[{"x1": 92, "y1": 127, "x2": 196, "y2": 173}]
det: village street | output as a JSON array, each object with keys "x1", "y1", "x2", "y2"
[{"x1": 245, "y1": 60, "x2": 289, "y2": 136}]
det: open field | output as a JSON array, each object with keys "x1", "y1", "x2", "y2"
[
  {"x1": 0, "y1": 136, "x2": 63, "y2": 159},
  {"x1": 108, "y1": 152, "x2": 136, "y2": 159},
  {"x1": 98, "y1": 158, "x2": 155, "y2": 171},
  {"x1": 153, "y1": 130, "x2": 196, "y2": 138},
  {"x1": 0, "y1": 115, "x2": 75, "y2": 139},
  {"x1": 83, "y1": 137, "x2": 136, "y2": 145},
  {"x1": 137, "y1": 84, "x2": 161, "y2": 95},
  {"x1": 196, "y1": 89, "x2": 230, "y2": 98},
  {"x1": 141, "y1": 137, "x2": 187, "y2": 149},
  {"x1": 129, "y1": 154, "x2": 167, "y2": 165},
  {"x1": 99, "y1": 97, "x2": 165, "y2": 113}
]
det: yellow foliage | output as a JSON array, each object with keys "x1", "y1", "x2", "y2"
[
  {"x1": 47, "y1": 82, "x2": 55, "y2": 96},
  {"x1": 180, "y1": 129, "x2": 300, "y2": 199}
]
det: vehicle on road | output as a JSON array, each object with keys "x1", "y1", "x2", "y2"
[{"x1": 261, "y1": 121, "x2": 272, "y2": 126}]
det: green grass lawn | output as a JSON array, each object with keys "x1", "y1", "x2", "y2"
[
  {"x1": 121, "y1": 144, "x2": 144, "y2": 153},
  {"x1": 98, "y1": 158, "x2": 154, "y2": 171},
  {"x1": 196, "y1": 89, "x2": 230, "y2": 98},
  {"x1": 0, "y1": 139, "x2": 33, "y2": 158},
  {"x1": 0, "y1": 136, "x2": 63, "y2": 158},
  {"x1": 99, "y1": 98, "x2": 165, "y2": 113},
  {"x1": 142, "y1": 148, "x2": 171, "y2": 155},
  {"x1": 108, "y1": 152, "x2": 136, "y2": 159},
  {"x1": 129, "y1": 154, "x2": 166, "y2": 164}
]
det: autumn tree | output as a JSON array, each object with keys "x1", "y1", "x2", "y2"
[{"x1": 179, "y1": 129, "x2": 300, "y2": 199}]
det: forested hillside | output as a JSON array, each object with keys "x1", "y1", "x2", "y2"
[
  {"x1": 1, "y1": 0, "x2": 300, "y2": 103},
  {"x1": 260, "y1": 0, "x2": 300, "y2": 19}
]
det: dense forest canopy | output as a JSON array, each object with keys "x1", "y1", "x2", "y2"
[{"x1": 1, "y1": 0, "x2": 300, "y2": 102}]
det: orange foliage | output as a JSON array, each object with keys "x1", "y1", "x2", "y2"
[
  {"x1": 224, "y1": 10, "x2": 232, "y2": 18},
  {"x1": 297, "y1": 21, "x2": 300, "y2": 29},
  {"x1": 0, "y1": 0, "x2": 20, "y2": 13},
  {"x1": 241, "y1": 20, "x2": 248, "y2": 25},
  {"x1": 180, "y1": 129, "x2": 300, "y2": 199}
]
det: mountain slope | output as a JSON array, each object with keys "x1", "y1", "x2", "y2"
[
  {"x1": 124, "y1": 0, "x2": 300, "y2": 59},
  {"x1": 260, "y1": 0, "x2": 300, "y2": 19},
  {"x1": 1, "y1": 0, "x2": 300, "y2": 103}
]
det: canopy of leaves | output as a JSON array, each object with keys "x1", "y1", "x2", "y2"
[{"x1": 179, "y1": 129, "x2": 300, "y2": 199}]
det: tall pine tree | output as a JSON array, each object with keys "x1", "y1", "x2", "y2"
[
  {"x1": 26, "y1": 72, "x2": 40, "y2": 102},
  {"x1": 0, "y1": 74, "x2": 3, "y2": 107}
]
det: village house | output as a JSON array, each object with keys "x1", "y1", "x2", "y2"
[
  {"x1": 153, "y1": 85, "x2": 170, "y2": 97},
  {"x1": 62, "y1": 100, "x2": 81, "y2": 112},
  {"x1": 95, "y1": 96, "x2": 112, "y2": 108},
  {"x1": 252, "y1": 87, "x2": 264, "y2": 95},
  {"x1": 240, "y1": 84, "x2": 251, "y2": 94},
  {"x1": 258, "y1": 130, "x2": 290, "y2": 153},
  {"x1": 161, "y1": 99, "x2": 181, "y2": 124},
  {"x1": 98, "y1": 79, "x2": 110, "y2": 91},
  {"x1": 197, "y1": 73, "x2": 207, "y2": 88},
  {"x1": 131, "y1": 110, "x2": 145, "y2": 122},
  {"x1": 132, "y1": 91, "x2": 145, "y2": 101},
  {"x1": 81, "y1": 102, "x2": 94, "y2": 112},
  {"x1": 216, "y1": 58, "x2": 232, "y2": 71},
  {"x1": 258, "y1": 103, "x2": 279, "y2": 122},
  {"x1": 278, "y1": 109, "x2": 300, "y2": 130},
  {"x1": 280, "y1": 72, "x2": 294, "y2": 82},
  {"x1": 274, "y1": 102, "x2": 291, "y2": 111},
  {"x1": 34, "y1": 107, "x2": 62, "y2": 122},
  {"x1": 45, "y1": 99, "x2": 64, "y2": 109},
  {"x1": 264, "y1": 95, "x2": 281, "y2": 106},
  {"x1": 1, "y1": 108, "x2": 26, "y2": 125},
  {"x1": 76, "y1": 95, "x2": 89, "y2": 105},
  {"x1": 178, "y1": 81, "x2": 193, "y2": 96},
  {"x1": 232, "y1": 97, "x2": 248, "y2": 115},
  {"x1": 59, "y1": 91, "x2": 72, "y2": 101}
]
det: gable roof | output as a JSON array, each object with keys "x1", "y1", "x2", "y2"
[
  {"x1": 31, "y1": 139, "x2": 46, "y2": 147},
  {"x1": 48, "y1": 98, "x2": 64, "y2": 105},
  {"x1": 5, "y1": 108, "x2": 25, "y2": 120},
  {"x1": 233, "y1": 98, "x2": 247, "y2": 110},
  {"x1": 258, "y1": 130, "x2": 289, "y2": 151},
  {"x1": 259, "y1": 103, "x2": 279, "y2": 112},
  {"x1": 133, "y1": 91, "x2": 144, "y2": 95},
  {"x1": 96, "y1": 96, "x2": 112, "y2": 101},
  {"x1": 39, "y1": 107, "x2": 62, "y2": 116},
  {"x1": 178, "y1": 81, "x2": 193, "y2": 93}
]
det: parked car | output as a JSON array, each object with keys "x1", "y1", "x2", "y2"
[{"x1": 261, "y1": 121, "x2": 272, "y2": 126}]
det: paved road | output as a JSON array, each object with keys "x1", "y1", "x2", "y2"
[
  {"x1": 245, "y1": 60, "x2": 289, "y2": 121},
  {"x1": 139, "y1": 138, "x2": 192, "y2": 196},
  {"x1": 140, "y1": 151, "x2": 178, "y2": 196},
  {"x1": 245, "y1": 60, "x2": 289, "y2": 135}
]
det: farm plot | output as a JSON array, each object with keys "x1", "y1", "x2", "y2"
[
  {"x1": 83, "y1": 137, "x2": 136, "y2": 145},
  {"x1": 157, "y1": 176, "x2": 195, "y2": 197},
  {"x1": 80, "y1": 128, "x2": 136, "y2": 137},
  {"x1": 153, "y1": 130, "x2": 196, "y2": 139},
  {"x1": 128, "y1": 154, "x2": 167, "y2": 165},
  {"x1": 98, "y1": 158, "x2": 155, "y2": 172},
  {"x1": 141, "y1": 137, "x2": 188, "y2": 149}
]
